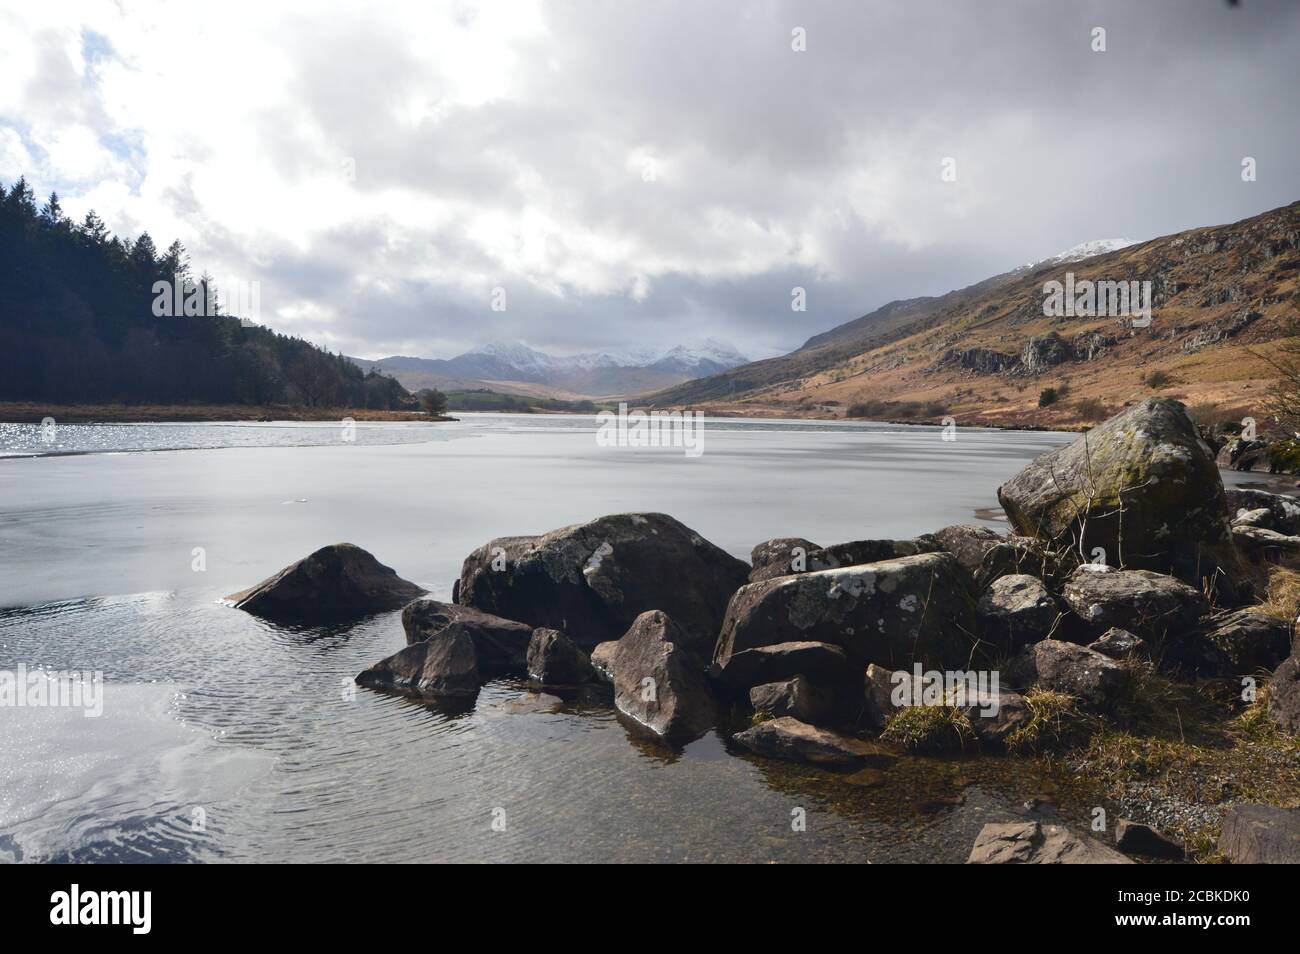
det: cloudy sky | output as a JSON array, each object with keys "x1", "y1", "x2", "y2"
[{"x1": 1, "y1": 0, "x2": 1296, "y2": 361}]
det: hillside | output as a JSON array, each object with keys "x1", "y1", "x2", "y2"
[
  {"x1": 648, "y1": 201, "x2": 1300, "y2": 428},
  {"x1": 0, "y1": 176, "x2": 409, "y2": 410}
]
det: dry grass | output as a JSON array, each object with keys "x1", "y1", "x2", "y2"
[
  {"x1": 1004, "y1": 688, "x2": 1100, "y2": 754},
  {"x1": 880, "y1": 705, "x2": 975, "y2": 752},
  {"x1": 1257, "y1": 564, "x2": 1300, "y2": 622}
]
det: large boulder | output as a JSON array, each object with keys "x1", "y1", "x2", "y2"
[
  {"x1": 1217, "y1": 804, "x2": 1300, "y2": 863},
  {"x1": 714, "y1": 552, "x2": 979, "y2": 674},
  {"x1": 749, "y1": 537, "x2": 820, "y2": 583},
  {"x1": 456, "y1": 513, "x2": 749, "y2": 650},
  {"x1": 967, "y1": 821, "x2": 1133, "y2": 864},
  {"x1": 731, "y1": 716, "x2": 895, "y2": 767},
  {"x1": 402, "y1": 600, "x2": 533, "y2": 673},
  {"x1": 226, "y1": 543, "x2": 425, "y2": 622},
  {"x1": 1199, "y1": 609, "x2": 1293, "y2": 673},
  {"x1": 601, "y1": 610, "x2": 717, "y2": 740},
  {"x1": 1269, "y1": 653, "x2": 1300, "y2": 733},
  {"x1": 997, "y1": 398, "x2": 1244, "y2": 598},
  {"x1": 712, "y1": 640, "x2": 852, "y2": 693},
  {"x1": 977, "y1": 574, "x2": 1060, "y2": 650},
  {"x1": 355, "y1": 628, "x2": 480, "y2": 698},
  {"x1": 526, "y1": 628, "x2": 599, "y2": 685},
  {"x1": 748, "y1": 676, "x2": 835, "y2": 725},
  {"x1": 1060, "y1": 565, "x2": 1206, "y2": 642},
  {"x1": 1009, "y1": 639, "x2": 1126, "y2": 711}
]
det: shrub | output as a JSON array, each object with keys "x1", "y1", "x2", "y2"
[
  {"x1": 1146, "y1": 369, "x2": 1173, "y2": 389},
  {"x1": 1037, "y1": 387, "x2": 1058, "y2": 407},
  {"x1": 1073, "y1": 397, "x2": 1107, "y2": 421}
]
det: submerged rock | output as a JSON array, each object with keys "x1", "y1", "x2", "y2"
[
  {"x1": 977, "y1": 574, "x2": 1060, "y2": 650},
  {"x1": 226, "y1": 543, "x2": 425, "y2": 622},
  {"x1": 967, "y1": 821, "x2": 1133, "y2": 864},
  {"x1": 526, "y1": 628, "x2": 599, "y2": 685},
  {"x1": 731, "y1": 716, "x2": 895, "y2": 766},
  {"x1": 714, "y1": 552, "x2": 979, "y2": 673},
  {"x1": 1009, "y1": 639, "x2": 1126, "y2": 711},
  {"x1": 748, "y1": 676, "x2": 835, "y2": 725},
  {"x1": 1218, "y1": 804, "x2": 1300, "y2": 863},
  {"x1": 402, "y1": 599, "x2": 533, "y2": 673},
  {"x1": 997, "y1": 398, "x2": 1245, "y2": 599},
  {"x1": 601, "y1": 610, "x2": 716, "y2": 740},
  {"x1": 355, "y1": 628, "x2": 480, "y2": 698},
  {"x1": 456, "y1": 513, "x2": 749, "y2": 651}
]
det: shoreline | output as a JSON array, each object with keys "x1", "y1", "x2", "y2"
[{"x1": 0, "y1": 402, "x2": 456, "y2": 424}]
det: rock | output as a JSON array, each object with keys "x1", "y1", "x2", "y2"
[
  {"x1": 965, "y1": 690, "x2": 1030, "y2": 746},
  {"x1": 226, "y1": 543, "x2": 425, "y2": 622},
  {"x1": 601, "y1": 610, "x2": 716, "y2": 739},
  {"x1": 712, "y1": 640, "x2": 851, "y2": 693},
  {"x1": 932, "y1": 524, "x2": 1004, "y2": 578},
  {"x1": 1060, "y1": 565, "x2": 1207, "y2": 642},
  {"x1": 977, "y1": 574, "x2": 1060, "y2": 650},
  {"x1": 714, "y1": 552, "x2": 979, "y2": 674},
  {"x1": 355, "y1": 628, "x2": 480, "y2": 698},
  {"x1": 863, "y1": 663, "x2": 911, "y2": 730},
  {"x1": 526, "y1": 628, "x2": 598, "y2": 685},
  {"x1": 590, "y1": 641, "x2": 618, "y2": 682},
  {"x1": 402, "y1": 600, "x2": 533, "y2": 673},
  {"x1": 1218, "y1": 804, "x2": 1300, "y2": 863},
  {"x1": 997, "y1": 398, "x2": 1245, "y2": 598},
  {"x1": 1268, "y1": 653, "x2": 1300, "y2": 733},
  {"x1": 1009, "y1": 639, "x2": 1126, "y2": 710},
  {"x1": 731, "y1": 716, "x2": 896, "y2": 767},
  {"x1": 1200, "y1": 609, "x2": 1294, "y2": 673},
  {"x1": 1226, "y1": 488, "x2": 1300, "y2": 534},
  {"x1": 1087, "y1": 627, "x2": 1146, "y2": 659},
  {"x1": 976, "y1": 535, "x2": 1067, "y2": 590},
  {"x1": 749, "y1": 537, "x2": 820, "y2": 583},
  {"x1": 1232, "y1": 524, "x2": 1300, "y2": 556},
  {"x1": 749, "y1": 676, "x2": 835, "y2": 725},
  {"x1": 967, "y1": 821, "x2": 1134, "y2": 864},
  {"x1": 1114, "y1": 819, "x2": 1185, "y2": 860},
  {"x1": 1231, "y1": 507, "x2": 1274, "y2": 529},
  {"x1": 456, "y1": 513, "x2": 749, "y2": 651},
  {"x1": 804, "y1": 536, "x2": 943, "y2": 573}
]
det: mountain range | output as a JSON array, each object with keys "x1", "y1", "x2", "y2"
[
  {"x1": 349, "y1": 339, "x2": 748, "y2": 398},
  {"x1": 646, "y1": 201, "x2": 1300, "y2": 428}
]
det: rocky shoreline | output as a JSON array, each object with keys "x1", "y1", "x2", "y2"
[{"x1": 225, "y1": 397, "x2": 1300, "y2": 863}]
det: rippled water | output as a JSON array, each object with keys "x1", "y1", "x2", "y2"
[{"x1": 2, "y1": 413, "x2": 1122, "y2": 863}]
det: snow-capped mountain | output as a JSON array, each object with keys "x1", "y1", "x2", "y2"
[
  {"x1": 1021, "y1": 238, "x2": 1138, "y2": 270},
  {"x1": 350, "y1": 338, "x2": 749, "y2": 397}
]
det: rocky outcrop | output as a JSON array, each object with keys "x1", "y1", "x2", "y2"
[
  {"x1": 749, "y1": 676, "x2": 835, "y2": 725},
  {"x1": 1114, "y1": 820, "x2": 1185, "y2": 860},
  {"x1": 977, "y1": 574, "x2": 1059, "y2": 650},
  {"x1": 1268, "y1": 653, "x2": 1300, "y2": 733},
  {"x1": 226, "y1": 543, "x2": 425, "y2": 622},
  {"x1": 456, "y1": 513, "x2": 749, "y2": 651},
  {"x1": 355, "y1": 628, "x2": 480, "y2": 698},
  {"x1": 1199, "y1": 609, "x2": 1293, "y2": 673},
  {"x1": 402, "y1": 600, "x2": 533, "y2": 673},
  {"x1": 967, "y1": 821, "x2": 1134, "y2": 864},
  {"x1": 997, "y1": 398, "x2": 1245, "y2": 599},
  {"x1": 1217, "y1": 804, "x2": 1300, "y2": 863},
  {"x1": 1009, "y1": 639, "x2": 1126, "y2": 711},
  {"x1": 600, "y1": 610, "x2": 716, "y2": 740},
  {"x1": 715, "y1": 552, "x2": 979, "y2": 674},
  {"x1": 527, "y1": 628, "x2": 599, "y2": 685},
  {"x1": 1087, "y1": 627, "x2": 1146, "y2": 659},
  {"x1": 932, "y1": 524, "x2": 1003, "y2": 579},
  {"x1": 1226, "y1": 488, "x2": 1300, "y2": 534},
  {"x1": 712, "y1": 640, "x2": 851, "y2": 692},
  {"x1": 1017, "y1": 332, "x2": 1075, "y2": 376},
  {"x1": 731, "y1": 717, "x2": 895, "y2": 766},
  {"x1": 1059, "y1": 565, "x2": 1207, "y2": 642},
  {"x1": 749, "y1": 537, "x2": 819, "y2": 583}
]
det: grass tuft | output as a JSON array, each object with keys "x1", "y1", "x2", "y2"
[{"x1": 880, "y1": 705, "x2": 975, "y2": 752}]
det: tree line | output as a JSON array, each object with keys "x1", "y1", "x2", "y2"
[{"x1": 0, "y1": 176, "x2": 409, "y2": 409}]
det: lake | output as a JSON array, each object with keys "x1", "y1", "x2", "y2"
[{"x1": 0, "y1": 413, "x2": 1150, "y2": 862}]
